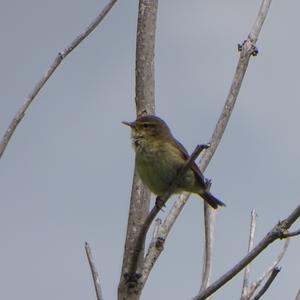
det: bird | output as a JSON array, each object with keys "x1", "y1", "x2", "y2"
[{"x1": 123, "y1": 115, "x2": 225, "y2": 209}]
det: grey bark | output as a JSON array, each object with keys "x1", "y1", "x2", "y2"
[{"x1": 118, "y1": 1, "x2": 157, "y2": 299}]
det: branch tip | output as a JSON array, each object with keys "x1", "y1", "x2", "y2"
[{"x1": 252, "y1": 267, "x2": 281, "y2": 300}]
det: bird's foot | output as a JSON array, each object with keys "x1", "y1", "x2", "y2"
[
  {"x1": 238, "y1": 40, "x2": 259, "y2": 56},
  {"x1": 205, "y1": 178, "x2": 212, "y2": 191},
  {"x1": 155, "y1": 196, "x2": 166, "y2": 211}
]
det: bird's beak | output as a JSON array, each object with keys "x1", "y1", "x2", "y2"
[{"x1": 122, "y1": 121, "x2": 135, "y2": 128}]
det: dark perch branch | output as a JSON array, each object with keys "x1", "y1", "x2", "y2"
[
  {"x1": 127, "y1": 144, "x2": 209, "y2": 280},
  {"x1": 252, "y1": 267, "x2": 281, "y2": 300},
  {"x1": 85, "y1": 242, "x2": 104, "y2": 300},
  {"x1": 193, "y1": 204, "x2": 300, "y2": 300},
  {"x1": 0, "y1": 0, "x2": 118, "y2": 160}
]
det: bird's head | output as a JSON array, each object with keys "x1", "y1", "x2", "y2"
[{"x1": 122, "y1": 115, "x2": 172, "y2": 148}]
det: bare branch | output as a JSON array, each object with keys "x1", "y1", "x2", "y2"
[
  {"x1": 118, "y1": 1, "x2": 157, "y2": 299},
  {"x1": 248, "y1": 0, "x2": 272, "y2": 43},
  {"x1": 281, "y1": 229, "x2": 300, "y2": 238},
  {"x1": 0, "y1": 0, "x2": 118, "y2": 160},
  {"x1": 241, "y1": 210, "x2": 257, "y2": 300},
  {"x1": 198, "y1": 0, "x2": 271, "y2": 290},
  {"x1": 246, "y1": 239, "x2": 289, "y2": 298},
  {"x1": 193, "y1": 204, "x2": 300, "y2": 300},
  {"x1": 85, "y1": 242, "x2": 104, "y2": 300},
  {"x1": 252, "y1": 267, "x2": 281, "y2": 300},
  {"x1": 200, "y1": 205, "x2": 216, "y2": 292},
  {"x1": 134, "y1": 0, "x2": 157, "y2": 116},
  {"x1": 295, "y1": 289, "x2": 300, "y2": 300}
]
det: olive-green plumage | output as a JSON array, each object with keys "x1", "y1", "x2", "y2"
[{"x1": 123, "y1": 115, "x2": 225, "y2": 209}]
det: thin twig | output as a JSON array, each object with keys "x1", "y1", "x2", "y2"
[
  {"x1": 85, "y1": 242, "x2": 104, "y2": 300},
  {"x1": 252, "y1": 267, "x2": 281, "y2": 300},
  {"x1": 0, "y1": 0, "x2": 118, "y2": 160},
  {"x1": 246, "y1": 239, "x2": 289, "y2": 299},
  {"x1": 193, "y1": 204, "x2": 300, "y2": 300},
  {"x1": 128, "y1": 144, "x2": 209, "y2": 279},
  {"x1": 281, "y1": 229, "x2": 300, "y2": 238},
  {"x1": 248, "y1": 0, "x2": 272, "y2": 43},
  {"x1": 200, "y1": 205, "x2": 216, "y2": 293},
  {"x1": 241, "y1": 210, "x2": 257, "y2": 300}
]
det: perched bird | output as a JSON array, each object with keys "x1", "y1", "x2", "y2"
[{"x1": 123, "y1": 115, "x2": 225, "y2": 209}]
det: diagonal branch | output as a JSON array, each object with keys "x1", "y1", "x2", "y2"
[
  {"x1": 85, "y1": 242, "x2": 104, "y2": 300},
  {"x1": 251, "y1": 267, "x2": 281, "y2": 300},
  {"x1": 199, "y1": 0, "x2": 272, "y2": 290},
  {"x1": 193, "y1": 204, "x2": 300, "y2": 300},
  {"x1": 0, "y1": 0, "x2": 118, "y2": 160},
  {"x1": 245, "y1": 238, "x2": 289, "y2": 299}
]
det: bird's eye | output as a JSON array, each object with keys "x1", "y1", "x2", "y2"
[{"x1": 142, "y1": 123, "x2": 149, "y2": 128}]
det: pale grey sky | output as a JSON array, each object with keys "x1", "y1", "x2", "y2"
[{"x1": 0, "y1": 0, "x2": 299, "y2": 299}]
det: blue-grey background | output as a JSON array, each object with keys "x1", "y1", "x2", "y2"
[{"x1": 1, "y1": 0, "x2": 299, "y2": 299}]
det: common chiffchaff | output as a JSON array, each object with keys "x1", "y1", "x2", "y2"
[{"x1": 123, "y1": 115, "x2": 225, "y2": 209}]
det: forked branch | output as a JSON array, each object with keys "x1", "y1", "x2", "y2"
[
  {"x1": 241, "y1": 211, "x2": 290, "y2": 300},
  {"x1": 193, "y1": 204, "x2": 300, "y2": 300},
  {"x1": 252, "y1": 267, "x2": 281, "y2": 300}
]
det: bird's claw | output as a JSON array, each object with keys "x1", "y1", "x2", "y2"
[
  {"x1": 205, "y1": 178, "x2": 212, "y2": 190},
  {"x1": 155, "y1": 196, "x2": 166, "y2": 211},
  {"x1": 238, "y1": 40, "x2": 259, "y2": 56}
]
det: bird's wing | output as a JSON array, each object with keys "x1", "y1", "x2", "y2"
[{"x1": 172, "y1": 138, "x2": 207, "y2": 188}]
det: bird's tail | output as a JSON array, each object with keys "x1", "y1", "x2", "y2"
[{"x1": 199, "y1": 191, "x2": 226, "y2": 209}]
